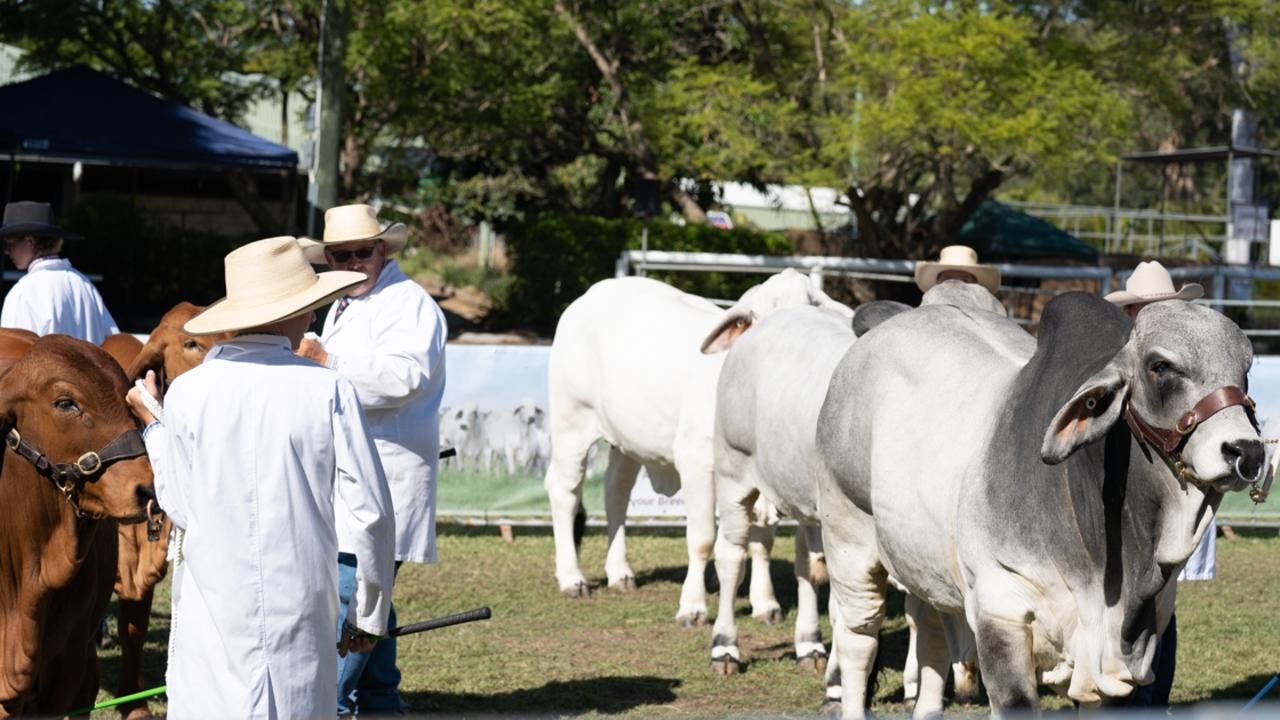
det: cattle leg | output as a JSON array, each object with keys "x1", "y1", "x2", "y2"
[
  {"x1": 674, "y1": 454, "x2": 715, "y2": 626},
  {"x1": 544, "y1": 413, "x2": 597, "y2": 598},
  {"x1": 794, "y1": 524, "x2": 828, "y2": 673},
  {"x1": 908, "y1": 597, "x2": 949, "y2": 720},
  {"x1": 603, "y1": 448, "x2": 640, "y2": 591},
  {"x1": 748, "y1": 518, "x2": 783, "y2": 625},
  {"x1": 116, "y1": 589, "x2": 156, "y2": 719},
  {"x1": 972, "y1": 599, "x2": 1039, "y2": 717},
  {"x1": 901, "y1": 593, "x2": 921, "y2": 711},
  {"x1": 820, "y1": 495, "x2": 887, "y2": 720},
  {"x1": 710, "y1": 484, "x2": 756, "y2": 673},
  {"x1": 821, "y1": 593, "x2": 845, "y2": 715}
]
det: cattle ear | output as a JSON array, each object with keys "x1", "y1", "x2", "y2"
[
  {"x1": 125, "y1": 340, "x2": 166, "y2": 386},
  {"x1": 1041, "y1": 362, "x2": 1130, "y2": 465},
  {"x1": 700, "y1": 310, "x2": 753, "y2": 354}
]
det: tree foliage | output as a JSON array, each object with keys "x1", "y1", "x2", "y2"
[{"x1": 2, "y1": 0, "x2": 1278, "y2": 259}]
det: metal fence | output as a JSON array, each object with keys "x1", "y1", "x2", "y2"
[{"x1": 617, "y1": 249, "x2": 1280, "y2": 338}]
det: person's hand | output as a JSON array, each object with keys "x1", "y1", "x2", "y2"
[
  {"x1": 297, "y1": 337, "x2": 329, "y2": 366},
  {"x1": 126, "y1": 370, "x2": 162, "y2": 425},
  {"x1": 338, "y1": 621, "x2": 380, "y2": 657}
]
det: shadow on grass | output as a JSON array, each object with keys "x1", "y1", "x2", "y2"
[
  {"x1": 1207, "y1": 672, "x2": 1280, "y2": 702},
  {"x1": 403, "y1": 675, "x2": 681, "y2": 714}
]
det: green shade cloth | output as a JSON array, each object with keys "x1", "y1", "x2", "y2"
[{"x1": 957, "y1": 199, "x2": 1100, "y2": 263}]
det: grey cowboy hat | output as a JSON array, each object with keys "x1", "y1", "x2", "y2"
[{"x1": 0, "y1": 201, "x2": 83, "y2": 240}]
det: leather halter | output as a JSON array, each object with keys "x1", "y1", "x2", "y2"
[
  {"x1": 1123, "y1": 385, "x2": 1259, "y2": 490},
  {"x1": 5, "y1": 427, "x2": 148, "y2": 518}
]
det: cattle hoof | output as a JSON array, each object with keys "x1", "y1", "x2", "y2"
[
  {"x1": 819, "y1": 698, "x2": 841, "y2": 717},
  {"x1": 678, "y1": 610, "x2": 708, "y2": 628},
  {"x1": 953, "y1": 690, "x2": 979, "y2": 706},
  {"x1": 797, "y1": 651, "x2": 828, "y2": 674},
  {"x1": 755, "y1": 607, "x2": 784, "y2": 626},
  {"x1": 903, "y1": 697, "x2": 917, "y2": 713},
  {"x1": 710, "y1": 657, "x2": 741, "y2": 675},
  {"x1": 610, "y1": 576, "x2": 637, "y2": 593},
  {"x1": 562, "y1": 582, "x2": 589, "y2": 599}
]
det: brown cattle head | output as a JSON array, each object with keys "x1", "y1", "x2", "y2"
[
  {"x1": 126, "y1": 302, "x2": 233, "y2": 393},
  {"x1": 0, "y1": 335, "x2": 155, "y2": 522}
]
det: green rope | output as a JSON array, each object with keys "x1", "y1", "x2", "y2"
[{"x1": 72, "y1": 685, "x2": 166, "y2": 715}]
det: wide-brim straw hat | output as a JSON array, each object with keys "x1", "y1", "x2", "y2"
[
  {"x1": 184, "y1": 236, "x2": 366, "y2": 335},
  {"x1": 1104, "y1": 260, "x2": 1203, "y2": 306},
  {"x1": 914, "y1": 245, "x2": 1000, "y2": 293},
  {"x1": 297, "y1": 203, "x2": 408, "y2": 264},
  {"x1": 0, "y1": 201, "x2": 83, "y2": 240}
]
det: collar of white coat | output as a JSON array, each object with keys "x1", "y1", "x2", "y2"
[
  {"x1": 26, "y1": 257, "x2": 70, "y2": 273},
  {"x1": 334, "y1": 259, "x2": 405, "y2": 318},
  {"x1": 206, "y1": 333, "x2": 293, "y2": 361}
]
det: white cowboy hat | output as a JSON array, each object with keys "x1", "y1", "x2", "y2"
[
  {"x1": 184, "y1": 236, "x2": 366, "y2": 335},
  {"x1": 297, "y1": 204, "x2": 408, "y2": 264},
  {"x1": 914, "y1": 245, "x2": 1000, "y2": 294},
  {"x1": 1103, "y1": 260, "x2": 1203, "y2": 306}
]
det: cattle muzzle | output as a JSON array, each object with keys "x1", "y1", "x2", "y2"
[
  {"x1": 1123, "y1": 385, "x2": 1266, "y2": 497},
  {"x1": 5, "y1": 427, "x2": 150, "y2": 519}
]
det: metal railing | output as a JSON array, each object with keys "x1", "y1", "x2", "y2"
[
  {"x1": 1004, "y1": 200, "x2": 1240, "y2": 261},
  {"x1": 616, "y1": 249, "x2": 1114, "y2": 295},
  {"x1": 616, "y1": 250, "x2": 1280, "y2": 338}
]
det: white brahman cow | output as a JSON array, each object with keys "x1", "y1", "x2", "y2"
[
  {"x1": 815, "y1": 292, "x2": 1265, "y2": 718},
  {"x1": 708, "y1": 305, "x2": 850, "y2": 696},
  {"x1": 545, "y1": 270, "x2": 853, "y2": 625}
]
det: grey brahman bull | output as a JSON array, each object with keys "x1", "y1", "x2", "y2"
[
  {"x1": 545, "y1": 270, "x2": 853, "y2": 625},
  {"x1": 815, "y1": 291, "x2": 1264, "y2": 717}
]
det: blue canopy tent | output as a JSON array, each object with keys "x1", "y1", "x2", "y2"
[
  {"x1": 0, "y1": 66, "x2": 297, "y2": 171},
  {"x1": 0, "y1": 66, "x2": 301, "y2": 330}
]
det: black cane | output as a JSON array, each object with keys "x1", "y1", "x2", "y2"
[{"x1": 389, "y1": 606, "x2": 492, "y2": 638}]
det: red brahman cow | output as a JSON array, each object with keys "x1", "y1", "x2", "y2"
[
  {"x1": 0, "y1": 331, "x2": 156, "y2": 715},
  {"x1": 103, "y1": 303, "x2": 231, "y2": 719}
]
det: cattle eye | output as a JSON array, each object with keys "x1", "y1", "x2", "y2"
[
  {"x1": 183, "y1": 340, "x2": 201, "y2": 351},
  {"x1": 1149, "y1": 360, "x2": 1173, "y2": 376},
  {"x1": 53, "y1": 397, "x2": 80, "y2": 413}
]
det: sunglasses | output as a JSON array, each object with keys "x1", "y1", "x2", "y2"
[{"x1": 326, "y1": 243, "x2": 379, "y2": 264}]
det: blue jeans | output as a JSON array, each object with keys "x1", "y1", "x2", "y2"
[
  {"x1": 1130, "y1": 613, "x2": 1177, "y2": 707},
  {"x1": 337, "y1": 553, "x2": 406, "y2": 715}
]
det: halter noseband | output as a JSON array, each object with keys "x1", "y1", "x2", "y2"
[
  {"x1": 1123, "y1": 385, "x2": 1263, "y2": 496},
  {"x1": 5, "y1": 427, "x2": 148, "y2": 518}
]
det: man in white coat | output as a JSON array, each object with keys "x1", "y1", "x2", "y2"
[
  {"x1": 127, "y1": 236, "x2": 397, "y2": 718},
  {"x1": 0, "y1": 201, "x2": 118, "y2": 342},
  {"x1": 297, "y1": 204, "x2": 447, "y2": 714}
]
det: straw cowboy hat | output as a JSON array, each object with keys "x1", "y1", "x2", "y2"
[
  {"x1": 1103, "y1": 260, "x2": 1203, "y2": 306},
  {"x1": 0, "y1": 201, "x2": 83, "y2": 240},
  {"x1": 185, "y1": 237, "x2": 366, "y2": 335},
  {"x1": 914, "y1": 245, "x2": 1000, "y2": 294},
  {"x1": 298, "y1": 204, "x2": 408, "y2": 264}
]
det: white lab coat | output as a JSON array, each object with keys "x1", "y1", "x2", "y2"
[
  {"x1": 1179, "y1": 518, "x2": 1215, "y2": 581},
  {"x1": 322, "y1": 259, "x2": 447, "y2": 564},
  {"x1": 146, "y1": 335, "x2": 396, "y2": 719},
  {"x1": 0, "y1": 256, "x2": 118, "y2": 343}
]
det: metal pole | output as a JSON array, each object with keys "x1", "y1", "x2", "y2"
[
  {"x1": 314, "y1": 0, "x2": 347, "y2": 217},
  {"x1": 1112, "y1": 160, "x2": 1124, "y2": 254}
]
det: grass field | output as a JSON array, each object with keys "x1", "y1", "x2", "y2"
[{"x1": 92, "y1": 526, "x2": 1280, "y2": 717}]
